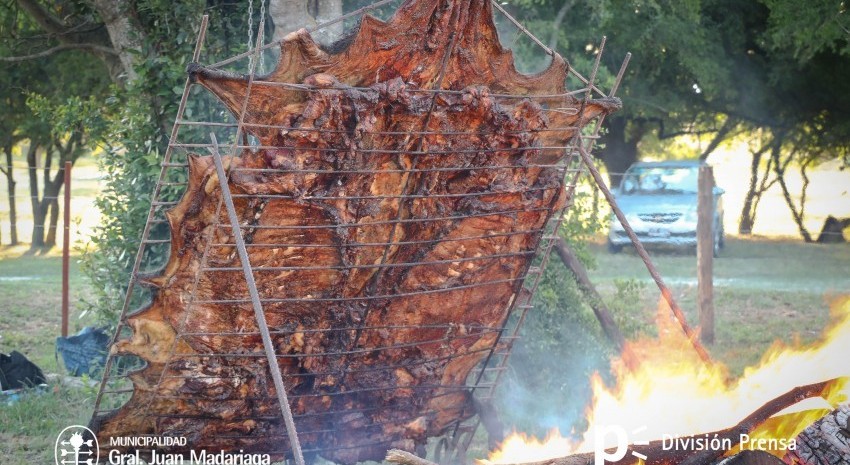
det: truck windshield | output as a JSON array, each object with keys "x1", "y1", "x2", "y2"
[{"x1": 619, "y1": 166, "x2": 699, "y2": 195}]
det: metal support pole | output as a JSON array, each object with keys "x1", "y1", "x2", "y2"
[
  {"x1": 209, "y1": 134, "x2": 306, "y2": 465},
  {"x1": 62, "y1": 160, "x2": 71, "y2": 338},
  {"x1": 576, "y1": 145, "x2": 713, "y2": 365}
]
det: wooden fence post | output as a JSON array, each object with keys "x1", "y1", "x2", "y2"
[{"x1": 697, "y1": 164, "x2": 715, "y2": 344}]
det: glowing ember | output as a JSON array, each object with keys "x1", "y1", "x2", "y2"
[{"x1": 485, "y1": 295, "x2": 850, "y2": 463}]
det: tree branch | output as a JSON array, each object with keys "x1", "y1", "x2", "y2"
[
  {"x1": 699, "y1": 118, "x2": 737, "y2": 160},
  {"x1": 0, "y1": 42, "x2": 119, "y2": 62},
  {"x1": 547, "y1": 1, "x2": 575, "y2": 51},
  {"x1": 15, "y1": 0, "x2": 69, "y2": 36},
  {"x1": 771, "y1": 137, "x2": 813, "y2": 242}
]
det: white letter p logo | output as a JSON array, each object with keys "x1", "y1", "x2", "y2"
[{"x1": 594, "y1": 425, "x2": 628, "y2": 465}]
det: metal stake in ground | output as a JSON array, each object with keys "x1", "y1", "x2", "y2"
[
  {"x1": 209, "y1": 133, "x2": 306, "y2": 465},
  {"x1": 577, "y1": 145, "x2": 713, "y2": 365}
]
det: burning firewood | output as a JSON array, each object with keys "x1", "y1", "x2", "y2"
[
  {"x1": 385, "y1": 380, "x2": 843, "y2": 465},
  {"x1": 783, "y1": 403, "x2": 850, "y2": 465},
  {"x1": 92, "y1": 1, "x2": 619, "y2": 463},
  {"x1": 719, "y1": 451, "x2": 786, "y2": 465}
]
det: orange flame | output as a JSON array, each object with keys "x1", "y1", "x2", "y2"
[
  {"x1": 486, "y1": 429, "x2": 577, "y2": 464},
  {"x1": 485, "y1": 295, "x2": 850, "y2": 463}
]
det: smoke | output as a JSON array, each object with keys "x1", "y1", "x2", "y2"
[{"x1": 492, "y1": 260, "x2": 617, "y2": 440}]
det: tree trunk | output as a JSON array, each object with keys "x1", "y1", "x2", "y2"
[
  {"x1": 771, "y1": 143, "x2": 813, "y2": 243},
  {"x1": 598, "y1": 116, "x2": 643, "y2": 187},
  {"x1": 739, "y1": 145, "x2": 767, "y2": 235},
  {"x1": 15, "y1": 0, "x2": 124, "y2": 81},
  {"x1": 84, "y1": 0, "x2": 146, "y2": 82},
  {"x1": 26, "y1": 143, "x2": 45, "y2": 248},
  {"x1": 42, "y1": 138, "x2": 78, "y2": 248},
  {"x1": 27, "y1": 141, "x2": 68, "y2": 250},
  {"x1": 3, "y1": 141, "x2": 18, "y2": 245},
  {"x1": 269, "y1": 0, "x2": 312, "y2": 43},
  {"x1": 698, "y1": 118, "x2": 735, "y2": 161},
  {"x1": 310, "y1": 0, "x2": 343, "y2": 41},
  {"x1": 43, "y1": 184, "x2": 62, "y2": 248},
  {"x1": 798, "y1": 159, "x2": 811, "y2": 225},
  {"x1": 42, "y1": 157, "x2": 70, "y2": 248}
]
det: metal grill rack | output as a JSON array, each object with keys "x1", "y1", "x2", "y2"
[{"x1": 90, "y1": 3, "x2": 639, "y2": 464}]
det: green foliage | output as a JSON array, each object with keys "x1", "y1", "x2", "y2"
[
  {"x1": 762, "y1": 0, "x2": 850, "y2": 63},
  {"x1": 0, "y1": 6, "x2": 111, "y2": 146},
  {"x1": 79, "y1": 1, "x2": 254, "y2": 326},
  {"x1": 608, "y1": 278, "x2": 651, "y2": 338},
  {"x1": 28, "y1": 94, "x2": 110, "y2": 144}
]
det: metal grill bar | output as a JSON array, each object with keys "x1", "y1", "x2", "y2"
[
  {"x1": 170, "y1": 143, "x2": 588, "y2": 152},
  {"x1": 202, "y1": 251, "x2": 534, "y2": 272},
  {"x1": 169, "y1": 332, "x2": 501, "y2": 359},
  {"x1": 178, "y1": 323, "x2": 508, "y2": 336},
  {"x1": 222, "y1": 187, "x2": 558, "y2": 201},
  {"x1": 210, "y1": 210, "x2": 550, "y2": 229},
  {"x1": 158, "y1": 358, "x2": 513, "y2": 379},
  {"x1": 210, "y1": 131, "x2": 307, "y2": 465},
  {"x1": 223, "y1": 79, "x2": 592, "y2": 99},
  {"x1": 177, "y1": 120, "x2": 597, "y2": 134},
  {"x1": 160, "y1": 354, "x2": 505, "y2": 379},
  {"x1": 190, "y1": 277, "x2": 524, "y2": 304},
  {"x1": 225, "y1": 165, "x2": 580, "y2": 173},
  {"x1": 209, "y1": 228, "x2": 545, "y2": 245}
]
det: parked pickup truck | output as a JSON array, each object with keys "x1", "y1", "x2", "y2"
[{"x1": 607, "y1": 160, "x2": 725, "y2": 256}]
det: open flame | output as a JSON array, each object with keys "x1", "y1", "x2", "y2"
[{"x1": 485, "y1": 295, "x2": 850, "y2": 463}]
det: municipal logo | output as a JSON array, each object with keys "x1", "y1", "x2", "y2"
[
  {"x1": 55, "y1": 425, "x2": 99, "y2": 465},
  {"x1": 594, "y1": 425, "x2": 650, "y2": 464}
]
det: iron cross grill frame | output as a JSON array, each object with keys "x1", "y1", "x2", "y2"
[{"x1": 89, "y1": 3, "x2": 635, "y2": 464}]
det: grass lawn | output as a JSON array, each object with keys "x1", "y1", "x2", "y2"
[
  {"x1": 587, "y1": 236, "x2": 850, "y2": 376},
  {"x1": 0, "y1": 249, "x2": 97, "y2": 464},
  {"x1": 0, "y1": 151, "x2": 101, "y2": 462}
]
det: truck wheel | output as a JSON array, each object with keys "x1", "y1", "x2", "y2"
[{"x1": 608, "y1": 241, "x2": 623, "y2": 254}]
